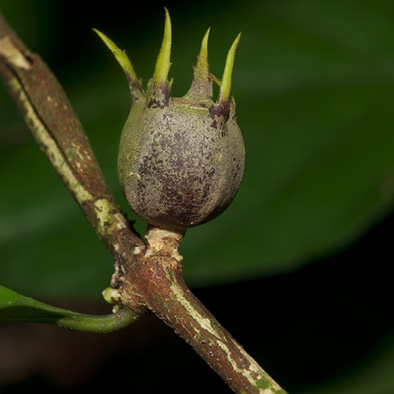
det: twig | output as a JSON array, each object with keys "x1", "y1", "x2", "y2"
[
  {"x1": 123, "y1": 226, "x2": 286, "y2": 393},
  {"x1": 0, "y1": 13, "x2": 144, "y2": 281},
  {"x1": 0, "y1": 13, "x2": 287, "y2": 393}
]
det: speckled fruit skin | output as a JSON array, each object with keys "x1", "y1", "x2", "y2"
[
  {"x1": 117, "y1": 91, "x2": 245, "y2": 232},
  {"x1": 95, "y1": 11, "x2": 245, "y2": 233}
]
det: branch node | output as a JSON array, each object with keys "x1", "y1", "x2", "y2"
[{"x1": 144, "y1": 225, "x2": 184, "y2": 262}]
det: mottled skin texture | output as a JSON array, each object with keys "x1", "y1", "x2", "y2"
[{"x1": 117, "y1": 89, "x2": 245, "y2": 232}]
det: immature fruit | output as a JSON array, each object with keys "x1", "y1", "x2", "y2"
[{"x1": 94, "y1": 10, "x2": 244, "y2": 232}]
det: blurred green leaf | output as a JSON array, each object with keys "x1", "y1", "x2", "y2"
[
  {"x1": 178, "y1": 0, "x2": 394, "y2": 285},
  {"x1": 1, "y1": 2, "x2": 393, "y2": 394},
  {"x1": 1, "y1": 0, "x2": 394, "y2": 295},
  {"x1": 0, "y1": 285, "x2": 138, "y2": 332}
]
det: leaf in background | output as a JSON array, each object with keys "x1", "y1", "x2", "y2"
[
  {"x1": 1, "y1": 0, "x2": 394, "y2": 294},
  {"x1": 180, "y1": 0, "x2": 394, "y2": 285},
  {"x1": 1, "y1": 2, "x2": 393, "y2": 394}
]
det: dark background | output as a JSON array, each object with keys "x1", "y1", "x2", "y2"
[
  {"x1": 0, "y1": 217, "x2": 392, "y2": 393},
  {"x1": 1, "y1": 1, "x2": 393, "y2": 393}
]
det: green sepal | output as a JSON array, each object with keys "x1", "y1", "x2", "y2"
[
  {"x1": 152, "y1": 8, "x2": 172, "y2": 84},
  {"x1": 93, "y1": 28, "x2": 136, "y2": 79},
  {"x1": 217, "y1": 32, "x2": 241, "y2": 104},
  {"x1": 0, "y1": 285, "x2": 139, "y2": 333},
  {"x1": 93, "y1": 28, "x2": 144, "y2": 100},
  {"x1": 185, "y1": 28, "x2": 212, "y2": 100}
]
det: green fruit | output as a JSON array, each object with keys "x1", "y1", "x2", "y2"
[{"x1": 95, "y1": 10, "x2": 244, "y2": 233}]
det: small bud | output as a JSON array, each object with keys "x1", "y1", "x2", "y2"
[
  {"x1": 96, "y1": 10, "x2": 244, "y2": 233},
  {"x1": 102, "y1": 287, "x2": 121, "y2": 305}
]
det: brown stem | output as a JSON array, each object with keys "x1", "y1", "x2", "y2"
[
  {"x1": 0, "y1": 12, "x2": 287, "y2": 393},
  {"x1": 121, "y1": 227, "x2": 286, "y2": 393},
  {"x1": 0, "y1": 13, "x2": 144, "y2": 280}
]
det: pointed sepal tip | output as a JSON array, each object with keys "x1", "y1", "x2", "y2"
[
  {"x1": 218, "y1": 32, "x2": 241, "y2": 104},
  {"x1": 195, "y1": 27, "x2": 210, "y2": 80},
  {"x1": 152, "y1": 8, "x2": 172, "y2": 84},
  {"x1": 92, "y1": 28, "x2": 138, "y2": 82},
  {"x1": 185, "y1": 27, "x2": 213, "y2": 100}
]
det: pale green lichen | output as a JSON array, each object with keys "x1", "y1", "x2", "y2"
[
  {"x1": 8, "y1": 78, "x2": 93, "y2": 206},
  {"x1": 171, "y1": 249, "x2": 183, "y2": 262},
  {"x1": 256, "y1": 377, "x2": 286, "y2": 393},
  {"x1": 169, "y1": 277, "x2": 220, "y2": 339},
  {"x1": 94, "y1": 199, "x2": 112, "y2": 234},
  {"x1": 168, "y1": 272, "x2": 283, "y2": 393},
  {"x1": 94, "y1": 199, "x2": 128, "y2": 236}
]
